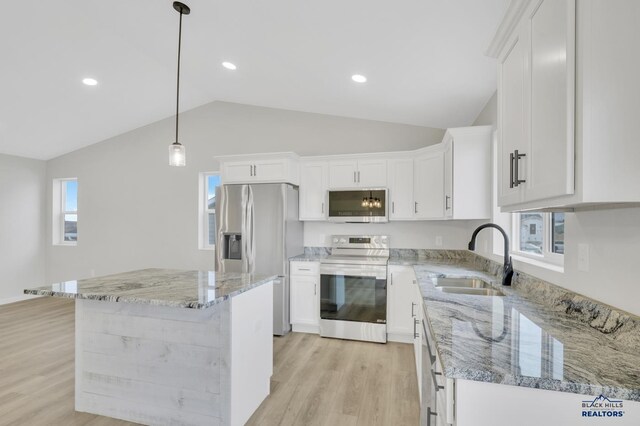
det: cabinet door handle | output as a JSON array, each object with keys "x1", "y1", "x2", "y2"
[
  {"x1": 250, "y1": 164, "x2": 253, "y2": 177},
  {"x1": 298, "y1": 268, "x2": 311, "y2": 271},
  {"x1": 431, "y1": 369, "x2": 444, "y2": 391},
  {"x1": 321, "y1": 202, "x2": 324, "y2": 214},
  {"x1": 314, "y1": 283, "x2": 317, "y2": 296},
  {"x1": 445, "y1": 195, "x2": 450, "y2": 210},
  {"x1": 392, "y1": 201, "x2": 395, "y2": 214},
  {"x1": 509, "y1": 152, "x2": 515, "y2": 188},
  {"x1": 414, "y1": 319, "x2": 420, "y2": 338},
  {"x1": 427, "y1": 407, "x2": 438, "y2": 426},
  {"x1": 414, "y1": 201, "x2": 418, "y2": 214},
  {"x1": 390, "y1": 273, "x2": 393, "y2": 286},
  {"x1": 514, "y1": 150, "x2": 526, "y2": 186},
  {"x1": 411, "y1": 302, "x2": 416, "y2": 317},
  {"x1": 253, "y1": 164, "x2": 257, "y2": 176},
  {"x1": 357, "y1": 171, "x2": 361, "y2": 183}
]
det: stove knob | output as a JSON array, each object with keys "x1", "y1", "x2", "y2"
[
  {"x1": 339, "y1": 238, "x2": 347, "y2": 244},
  {"x1": 332, "y1": 238, "x2": 339, "y2": 244}
]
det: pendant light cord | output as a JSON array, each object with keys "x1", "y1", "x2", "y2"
[{"x1": 175, "y1": 9, "x2": 183, "y2": 143}]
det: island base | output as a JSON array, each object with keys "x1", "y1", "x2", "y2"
[{"x1": 74, "y1": 281, "x2": 273, "y2": 426}]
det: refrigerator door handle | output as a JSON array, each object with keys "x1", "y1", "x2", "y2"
[{"x1": 241, "y1": 185, "x2": 256, "y2": 273}]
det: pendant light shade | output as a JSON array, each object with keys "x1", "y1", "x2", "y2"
[
  {"x1": 169, "y1": 2, "x2": 191, "y2": 167},
  {"x1": 169, "y1": 142, "x2": 186, "y2": 167}
]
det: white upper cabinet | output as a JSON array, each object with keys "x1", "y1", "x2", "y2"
[
  {"x1": 490, "y1": 0, "x2": 640, "y2": 211},
  {"x1": 299, "y1": 161, "x2": 328, "y2": 221},
  {"x1": 357, "y1": 159, "x2": 387, "y2": 187},
  {"x1": 328, "y1": 158, "x2": 387, "y2": 189},
  {"x1": 414, "y1": 148, "x2": 445, "y2": 220},
  {"x1": 388, "y1": 158, "x2": 415, "y2": 220},
  {"x1": 526, "y1": 0, "x2": 575, "y2": 202},
  {"x1": 216, "y1": 153, "x2": 300, "y2": 185},
  {"x1": 445, "y1": 127, "x2": 492, "y2": 220},
  {"x1": 328, "y1": 159, "x2": 358, "y2": 188},
  {"x1": 443, "y1": 140, "x2": 453, "y2": 219},
  {"x1": 497, "y1": 22, "x2": 529, "y2": 207},
  {"x1": 386, "y1": 127, "x2": 492, "y2": 222},
  {"x1": 497, "y1": 0, "x2": 575, "y2": 207}
]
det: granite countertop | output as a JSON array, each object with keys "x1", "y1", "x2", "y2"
[
  {"x1": 406, "y1": 260, "x2": 640, "y2": 402},
  {"x1": 24, "y1": 268, "x2": 277, "y2": 309},
  {"x1": 290, "y1": 253, "x2": 329, "y2": 262}
]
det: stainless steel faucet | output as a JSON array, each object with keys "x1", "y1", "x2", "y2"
[{"x1": 468, "y1": 223, "x2": 514, "y2": 286}]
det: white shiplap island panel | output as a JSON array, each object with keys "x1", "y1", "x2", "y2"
[{"x1": 25, "y1": 269, "x2": 275, "y2": 426}]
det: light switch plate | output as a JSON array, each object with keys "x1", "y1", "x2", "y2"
[{"x1": 578, "y1": 244, "x2": 589, "y2": 272}]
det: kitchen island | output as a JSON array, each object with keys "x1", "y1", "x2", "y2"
[{"x1": 24, "y1": 268, "x2": 276, "y2": 426}]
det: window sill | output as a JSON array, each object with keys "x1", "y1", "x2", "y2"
[
  {"x1": 53, "y1": 242, "x2": 77, "y2": 247},
  {"x1": 199, "y1": 246, "x2": 215, "y2": 251},
  {"x1": 511, "y1": 253, "x2": 564, "y2": 273}
]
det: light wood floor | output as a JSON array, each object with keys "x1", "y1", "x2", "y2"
[{"x1": 0, "y1": 298, "x2": 419, "y2": 426}]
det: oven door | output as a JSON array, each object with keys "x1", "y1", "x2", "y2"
[{"x1": 319, "y1": 263, "x2": 387, "y2": 343}]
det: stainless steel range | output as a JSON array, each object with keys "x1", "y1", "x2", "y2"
[{"x1": 319, "y1": 235, "x2": 390, "y2": 343}]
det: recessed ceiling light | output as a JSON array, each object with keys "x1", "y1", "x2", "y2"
[
  {"x1": 82, "y1": 78, "x2": 98, "y2": 86},
  {"x1": 351, "y1": 74, "x2": 367, "y2": 83},
  {"x1": 222, "y1": 62, "x2": 237, "y2": 70}
]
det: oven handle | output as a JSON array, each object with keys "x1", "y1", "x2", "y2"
[{"x1": 320, "y1": 266, "x2": 387, "y2": 280}]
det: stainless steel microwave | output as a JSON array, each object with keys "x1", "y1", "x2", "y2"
[{"x1": 327, "y1": 189, "x2": 388, "y2": 223}]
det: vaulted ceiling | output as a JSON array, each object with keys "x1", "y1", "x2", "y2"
[{"x1": 0, "y1": 0, "x2": 508, "y2": 160}]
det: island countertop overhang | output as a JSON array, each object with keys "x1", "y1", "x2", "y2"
[{"x1": 23, "y1": 268, "x2": 277, "y2": 309}]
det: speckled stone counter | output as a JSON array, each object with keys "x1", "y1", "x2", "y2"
[
  {"x1": 405, "y1": 258, "x2": 640, "y2": 402},
  {"x1": 24, "y1": 268, "x2": 276, "y2": 309},
  {"x1": 290, "y1": 247, "x2": 330, "y2": 262}
]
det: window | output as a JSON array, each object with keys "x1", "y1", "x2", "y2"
[
  {"x1": 53, "y1": 178, "x2": 78, "y2": 245},
  {"x1": 199, "y1": 173, "x2": 221, "y2": 250},
  {"x1": 513, "y1": 212, "x2": 564, "y2": 265}
]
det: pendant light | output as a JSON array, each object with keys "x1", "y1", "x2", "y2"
[{"x1": 168, "y1": 2, "x2": 191, "y2": 167}]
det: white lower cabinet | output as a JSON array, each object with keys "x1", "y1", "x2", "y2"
[
  {"x1": 413, "y1": 283, "x2": 422, "y2": 401},
  {"x1": 289, "y1": 261, "x2": 320, "y2": 333},
  {"x1": 386, "y1": 265, "x2": 417, "y2": 341}
]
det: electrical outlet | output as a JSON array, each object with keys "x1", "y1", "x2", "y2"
[
  {"x1": 435, "y1": 236, "x2": 443, "y2": 247},
  {"x1": 578, "y1": 244, "x2": 589, "y2": 272}
]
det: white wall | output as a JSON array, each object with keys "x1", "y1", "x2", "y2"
[
  {"x1": 472, "y1": 93, "x2": 640, "y2": 316},
  {"x1": 0, "y1": 154, "x2": 47, "y2": 302},
  {"x1": 46, "y1": 101, "x2": 445, "y2": 282}
]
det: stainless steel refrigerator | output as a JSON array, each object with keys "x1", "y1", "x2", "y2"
[{"x1": 215, "y1": 183, "x2": 303, "y2": 335}]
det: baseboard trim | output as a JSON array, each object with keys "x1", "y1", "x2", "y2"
[
  {"x1": 291, "y1": 324, "x2": 320, "y2": 334},
  {"x1": 0, "y1": 294, "x2": 41, "y2": 306},
  {"x1": 387, "y1": 332, "x2": 413, "y2": 344}
]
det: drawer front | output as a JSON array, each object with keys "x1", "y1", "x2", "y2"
[{"x1": 290, "y1": 261, "x2": 319, "y2": 276}]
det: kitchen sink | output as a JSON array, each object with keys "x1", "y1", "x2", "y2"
[
  {"x1": 436, "y1": 286, "x2": 505, "y2": 297},
  {"x1": 434, "y1": 277, "x2": 490, "y2": 289}
]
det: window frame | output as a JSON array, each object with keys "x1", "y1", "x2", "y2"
[
  {"x1": 53, "y1": 178, "x2": 78, "y2": 246},
  {"x1": 512, "y1": 212, "x2": 564, "y2": 267},
  {"x1": 199, "y1": 172, "x2": 220, "y2": 251}
]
